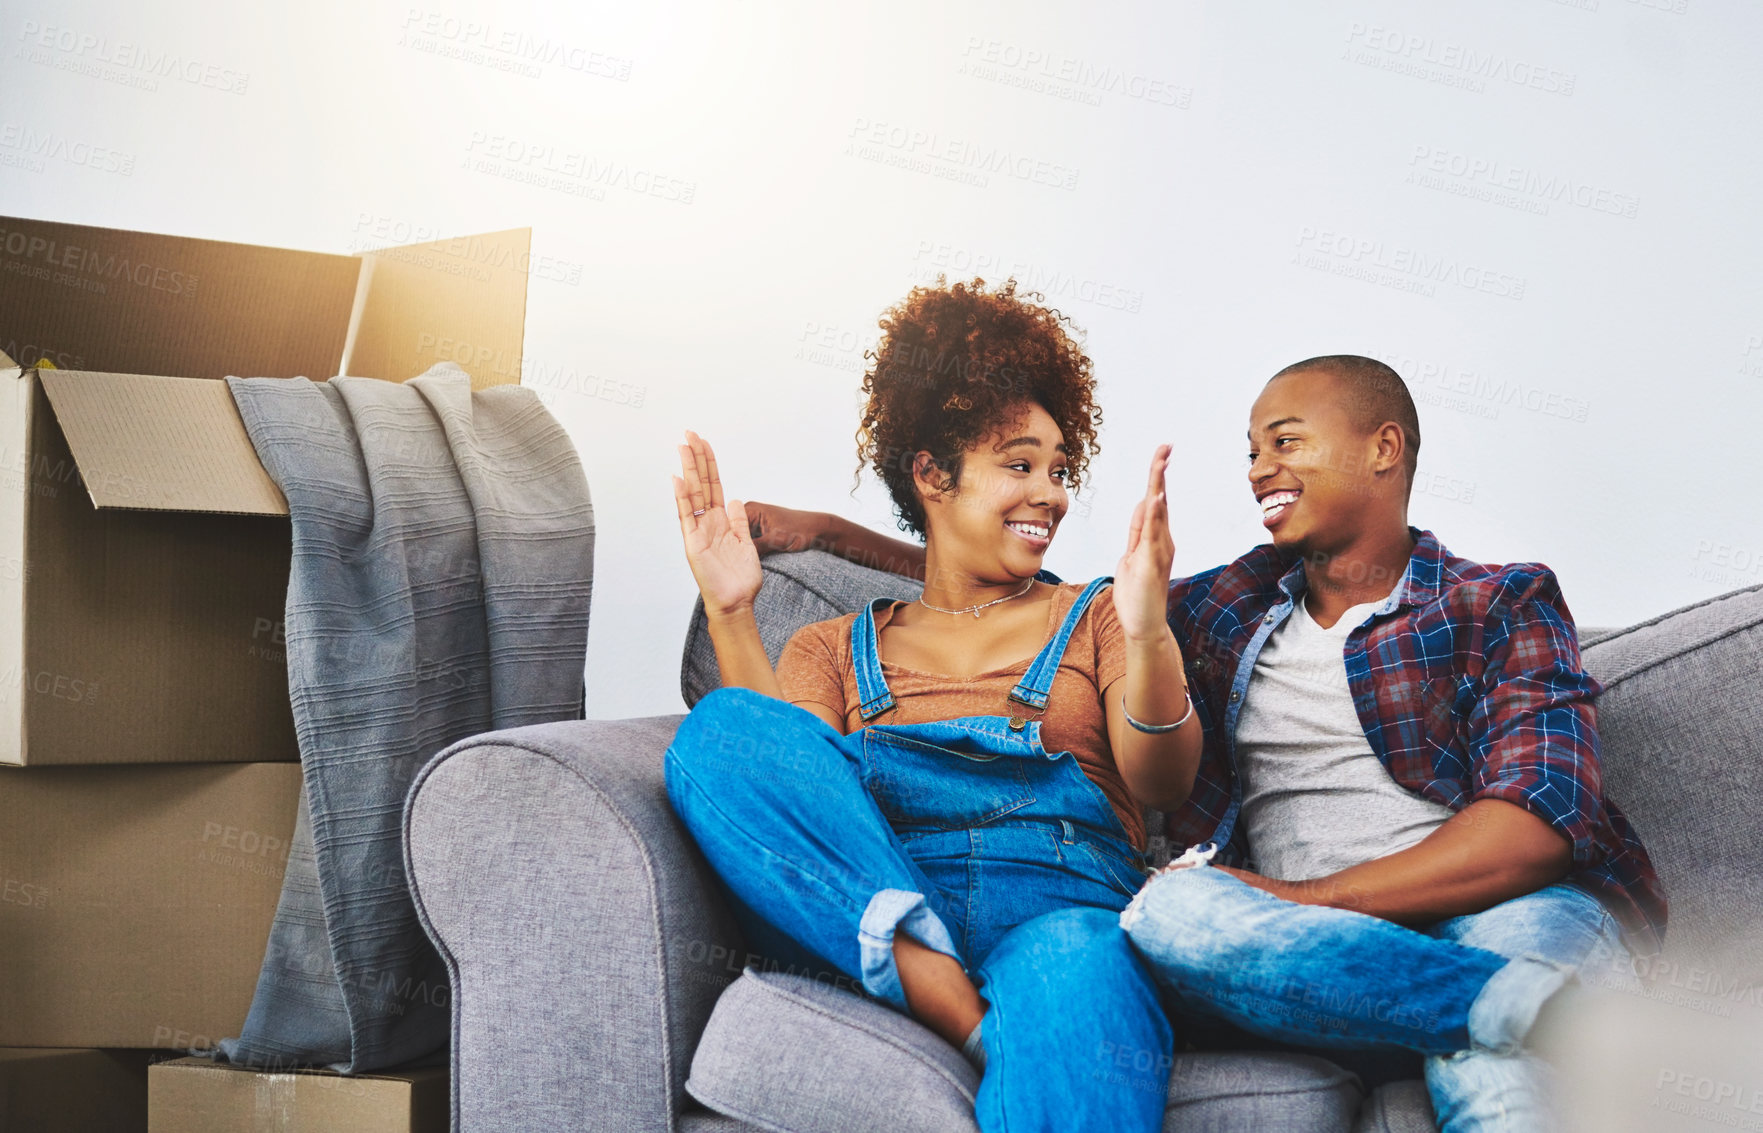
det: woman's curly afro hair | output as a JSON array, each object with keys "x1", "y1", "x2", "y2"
[{"x1": 855, "y1": 277, "x2": 1102, "y2": 539}]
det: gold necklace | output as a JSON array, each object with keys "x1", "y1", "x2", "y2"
[{"x1": 917, "y1": 578, "x2": 1036, "y2": 618}]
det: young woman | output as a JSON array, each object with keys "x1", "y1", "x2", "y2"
[{"x1": 666, "y1": 279, "x2": 1201, "y2": 1132}]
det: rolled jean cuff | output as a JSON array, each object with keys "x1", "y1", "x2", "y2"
[
  {"x1": 1467, "y1": 954, "x2": 1574, "y2": 1053},
  {"x1": 858, "y1": 887, "x2": 961, "y2": 1012}
]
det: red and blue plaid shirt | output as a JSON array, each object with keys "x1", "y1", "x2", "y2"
[{"x1": 1164, "y1": 528, "x2": 1668, "y2": 955}]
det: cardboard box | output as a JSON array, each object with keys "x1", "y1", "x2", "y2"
[
  {"x1": 0, "y1": 1048, "x2": 154, "y2": 1133},
  {"x1": 0, "y1": 215, "x2": 530, "y2": 765},
  {"x1": 0, "y1": 761, "x2": 300, "y2": 1047},
  {"x1": 148, "y1": 1056, "x2": 447, "y2": 1133}
]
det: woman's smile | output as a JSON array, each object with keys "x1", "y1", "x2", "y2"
[{"x1": 1004, "y1": 517, "x2": 1053, "y2": 551}]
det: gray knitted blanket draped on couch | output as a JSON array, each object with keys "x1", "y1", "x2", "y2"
[{"x1": 215, "y1": 362, "x2": 594, "y2": 1073}]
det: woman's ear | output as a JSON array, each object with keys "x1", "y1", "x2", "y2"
[
  {"x1": 911, "y1": 450, "x2": 957, "y2": 519},
  {"x1": 911, "y1": 451, "x2": 941, "y2": 496}
]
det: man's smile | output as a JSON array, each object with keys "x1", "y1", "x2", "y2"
[{"x1": 1257, "y1": 489, "x2": 1300, "y2": 527}]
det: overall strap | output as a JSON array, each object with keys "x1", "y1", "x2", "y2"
[
  {"x1": 850, "y1": 597, "x2": 899, "y2": 721},
  {"x1": 1008, "y1": 577, "x2": 1114, "y2": 710}
]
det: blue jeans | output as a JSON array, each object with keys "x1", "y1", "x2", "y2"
[
  {"x1": 1122, "y1": 861, "x2": 1634, "y2": 1132},
  {"x1": 1423, "y1": 884, "x2": 1635, "y2": 1131},
  {"x1": 667, "y1": 686, "x2": 1174, "y2": 1133}
]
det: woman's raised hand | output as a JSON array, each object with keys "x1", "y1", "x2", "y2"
[
  {"x1": 673, "y1": 430, "x2": 762, "y2": 618},
  {"x1": 1112, "y1": 443, "x2": 1176, "y2": 642}
]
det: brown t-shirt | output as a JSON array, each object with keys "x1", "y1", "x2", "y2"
[{"x1": 775, "y1": 582, "x2": 1143, "y2": 850}]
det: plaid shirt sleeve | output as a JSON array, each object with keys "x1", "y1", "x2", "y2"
[{"x1": 1464, "y1": 566, "x2": 1614, "y2": 869}]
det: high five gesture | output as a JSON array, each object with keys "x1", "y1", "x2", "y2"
[
  {"x1": 1103, "y1": 443, "x2": 1203, "y2": 812},
  {"x1": 671, "y1": 430, "x2": 780, "y2": 696},
  {"x1": 1112, "y1": 443, "x2": 1177, "y2": 642}
]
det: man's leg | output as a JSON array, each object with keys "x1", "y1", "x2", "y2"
[
  {"x1": 665, "y1": 686, "x2": 965, "y2": 1012},
  {"x1": 1422, "y1": 884, "x2": 1634, "y2": 1133},
  {"x1": 1120, "y1": 863, "x2": 1575, "y2": 1055},
  {"x1": 973, "y1": 906, "x2": 1172, "y2": 1133}
]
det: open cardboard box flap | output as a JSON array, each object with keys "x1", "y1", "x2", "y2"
[
  {"x1": 1, "y1": 218, "x2": 532, "y2": 516},
  {"x1": 38, "y1": 370, "x2": 288, "y2": 515},
  {"x1": 0, "y1": 216, "x2": 531, "y2": 383}
]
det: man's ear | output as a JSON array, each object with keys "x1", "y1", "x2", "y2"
[{"x1": 1371, "y1": 423, "x2": 1405, "y2": 476}]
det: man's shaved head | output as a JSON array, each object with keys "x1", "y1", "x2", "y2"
[{"x1": 1267, "y1": 355, "x2": 1420, "y2": 480}]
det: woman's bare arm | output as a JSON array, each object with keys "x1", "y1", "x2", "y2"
[
  {"x1": 1103, "y1": 445, "x2": 1203, "y2": 811},
  {"x1": 702, "y1": 608, "x2": 783, "y2": 699},
  {"x1": 1104, "y1": 646, "x2": 1201, "y2": 811},
  {"x1": 673, "y1": 432, "x2": 781, "y2": 698}
]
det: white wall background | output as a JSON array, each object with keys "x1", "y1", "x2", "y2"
[{"x1": 5, "y1": 0, "x2": 1760, "y2": 720}]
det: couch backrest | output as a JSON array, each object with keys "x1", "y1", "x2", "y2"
[
  {"x1": 680, "y1": 551, "x2": 923, "y2": 708},
  {"x1": 1580, "y1": 582, "x2": 1763, "y2": 976},
  {"x1": 682, "y1": 551, "x2": 1763, "y2": 976}
]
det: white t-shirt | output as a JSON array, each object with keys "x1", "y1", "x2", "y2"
[{"x1": 1234, "y1": 594, "x2": 1455, "y2": 882}]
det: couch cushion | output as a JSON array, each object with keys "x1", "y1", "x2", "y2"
[
  {"x1": 688, "y1": 970, "x2": 1362, "y2": 1133},
  {"x1": 1582, "y1": 581, "x2": 1763, "y2": 973},
  {"x1": 1159, "y1": 1050, "x2": 1361, "y2": 1131},
  {"x1": 681, "y1": 551, "x2": 923, "y2": 707},
  {"x1": 681, "y1": 1115, "x2": 771, "y2": 1133},
  {"x1": 687, "y1": 968, "x2": 978, "y2": 1133},
  {"x1": 1352, "y1": 1080, "x2": 1436, "y2": 1133}
]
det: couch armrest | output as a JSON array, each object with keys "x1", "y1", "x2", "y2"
[{"x1": 404, "y1": 715, "x2": 744, "y2": 1133}]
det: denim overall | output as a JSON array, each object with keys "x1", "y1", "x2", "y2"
[
  {"x1": 666, "y1": 577, "x2": 1177, "y2": 1132},
  {"x1": 849, "y1": 576, "x2": 1150, "y2": 958}
]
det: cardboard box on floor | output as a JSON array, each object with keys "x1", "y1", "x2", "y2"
[
  {"x1": 0, "y1": 760, "x2": 300, "y2": 1047},
  {"x1": 149, "y1": 1056, "x2": 447, "y2": 1133},
  {"x1": 0, "y1": 1048, "x2": 155, "y2": 1133},
  {"x1": 0, "y1": 215, "x2": 531, "y2": 765}
]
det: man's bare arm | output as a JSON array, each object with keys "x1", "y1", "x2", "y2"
[
  {"x1": 745, "y1": 503, "x2": 927, "y2": 581},
  {"x1": 1218, "y1": 799, "x2": 1574, "y2": 925}
]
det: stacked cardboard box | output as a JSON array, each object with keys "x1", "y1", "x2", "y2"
[
  {"x1": 0, "y1": 1048, "x2": 155, "y2": 1133},
  {"x1": 150, "y1": 1057, "x2": 448, "y2": 1133},
  {"x1": 0, "y1": 215, "x2": 531, "y2": 1131}
]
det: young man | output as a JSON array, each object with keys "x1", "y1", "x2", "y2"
[{"x1": 744, "y1": 355, "x2": 1665, "y2": 1131}]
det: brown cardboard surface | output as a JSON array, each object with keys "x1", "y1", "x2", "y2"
[
  {"x1": 38, "y1": 370, "x2": 287, "y2": 515},
  {"x1": 0, "y1": 1048, "x2": 154, "y2": 1133},
  {"x1": 0, "y1": 216, "x2": 362, "y2": 381},
  {"x1": 0, "y1": 370, "x2": 297, "y2": 766},
  {"x1": 2, "y1": 214, "x2": 531, "y2": 387},
  {"x1": 344, "y1": 228, "x2": 530, "y2": 389},
  {"x1": 148, "y1": 1057, "x2": 448, "y2": 1133},
  {"x1": 0, "y1": 762, "x2": 300, "y2": 1047},
  {"x1": 0, "y1": 368, "x2": 31, "y2": 767},
  {"x1": 0, "y1": 216, "x2": 530, "y2": 764}
]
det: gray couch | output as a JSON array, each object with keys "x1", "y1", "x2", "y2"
[{"x1": 403, "y1": 550, "x2": 1763, "y2": 1132}]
